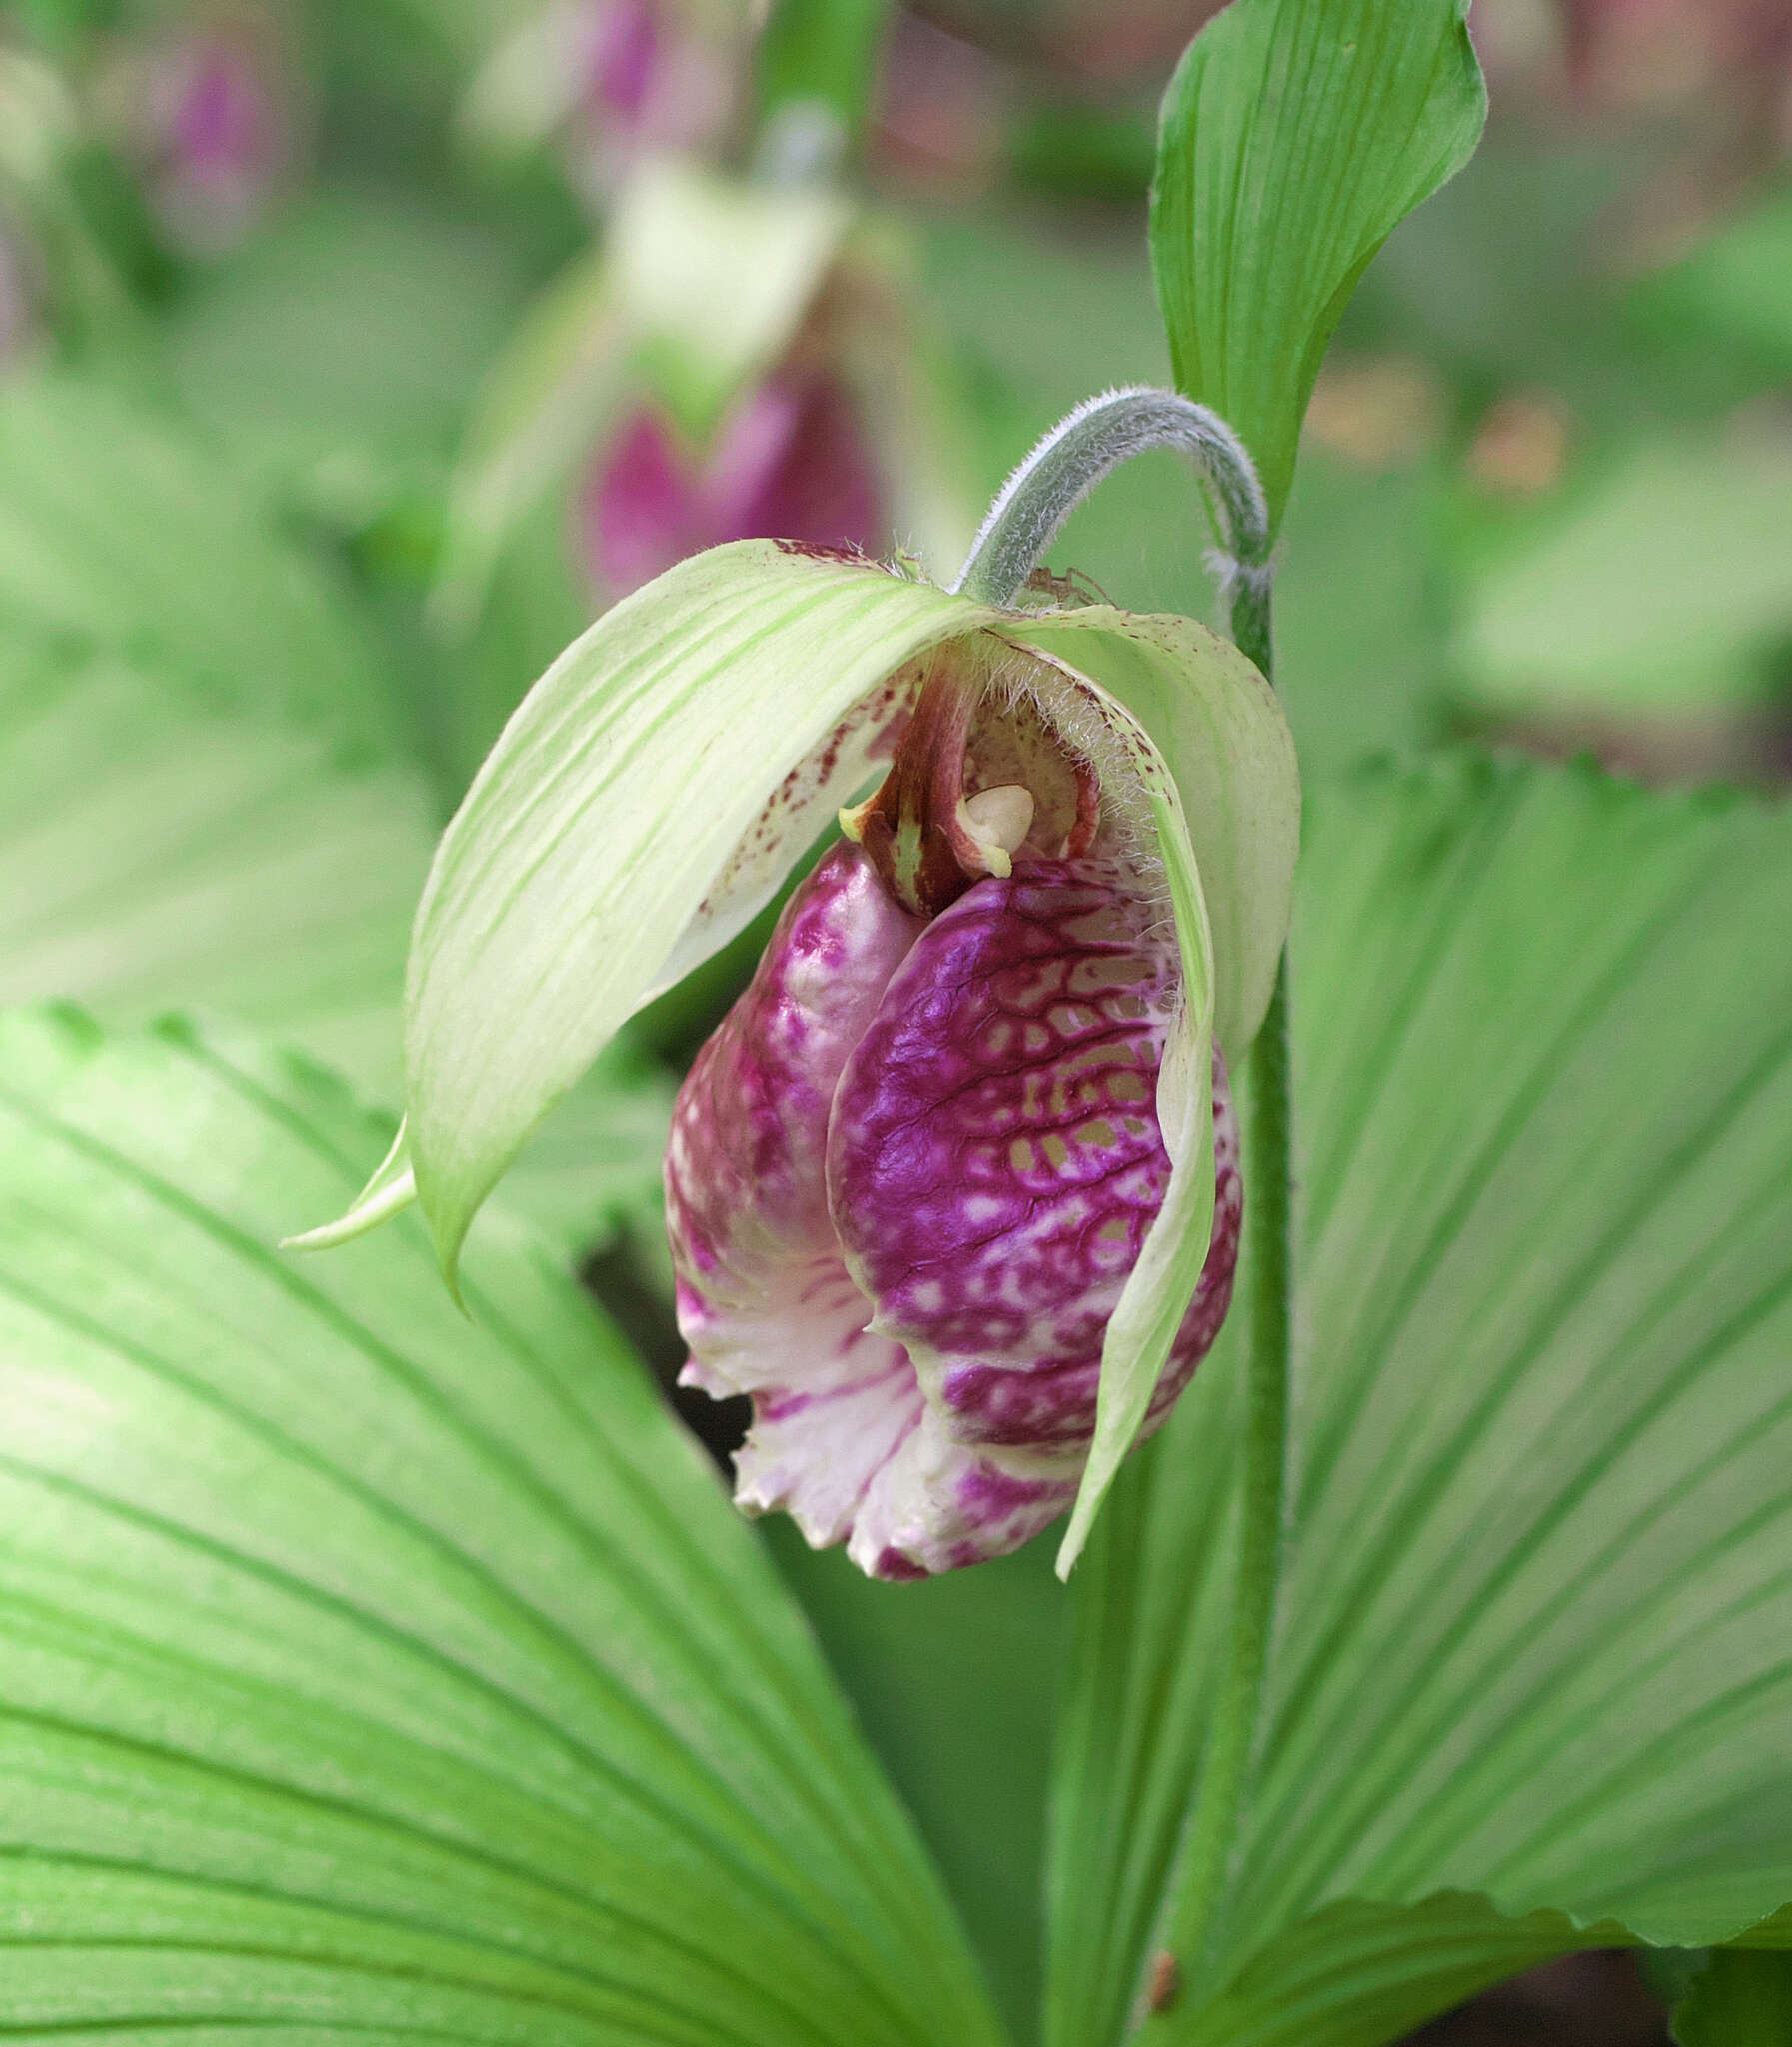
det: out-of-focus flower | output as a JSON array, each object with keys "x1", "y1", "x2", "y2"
[
  {"x1": 582, "y1": 362, "x2": 883, "y2": 593},
  {"x1": 872, "y1": 10, "x2": 1010, "y2": 197},
  {"x1": 1555, "y1": 0, "x2": 1792, "y2": 117},
  {"x1": 436, "y1": 157, "x2": 976, "y2": 626},
  {"x1": 95, "y1": 4, "x2": 299, "y2": 253},
  {"x1": 1473, "y1": 0, "x2": 1791, "y2": 250},
  {"x1": 462, "y1": 0, "x2": 749, "y2": 200},
  {"x1": 665, "y1": 640, "x2": 1245, "y2": 1576}
]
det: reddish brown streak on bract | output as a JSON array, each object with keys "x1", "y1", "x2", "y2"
[{"x1": 774, "y1": 538, "x2": 875, "y2": 565}]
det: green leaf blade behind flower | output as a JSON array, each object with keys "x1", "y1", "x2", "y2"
[
  {"x1": 0, "y1": 629, "x2": 432, "y2": 1101},
  {"x1": 0, "y1": 1008, "x2": 1006, "y2": 2047},
  {"x1": 1047, "y1": 756, "x2": 1792, "y2": 2047},
  {"x1": 0, "y1": 371, "x2": 669, "y2": 1267},
  {"x1": 1150, "y1": 0, "x2": 1485, "y2": 533}
]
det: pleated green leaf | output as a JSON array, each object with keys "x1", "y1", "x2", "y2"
[
  {"x1": 0, "y1": 370, "x2": 396, "y2": 746},
  {"x1": 0, "y1": 374, "x2": 670, "y2": 1261},
  {"x1": 1150, "y1": 0, "x2": 1485, "y2": 532},
  {"x1": 0, "y1": 361, "x2": 430, "y2": 1098},
  {"x1": 1047, "y1": 757, "x2": 1792, "y2": 2047},
  {"x1": 0, "y1": 630, "x2": 433, "y2": 1098},
  {"x1": 0, "y1": 1007, "x2": 1006, "y2": 2047}
]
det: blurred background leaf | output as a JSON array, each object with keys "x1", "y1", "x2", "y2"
[
  {"x1": 1670, "y1": 1950, "x2": 1792, "y2": 2045},
  {"x1": 0, "y1": 364, "x2": 671, "y2": 1260},
  {"x1": 165, "y1": 186, "x2": 531, "y2": 510},
  {"x1": 0, "y1": 369, "x2": 398, "y2": 743}
]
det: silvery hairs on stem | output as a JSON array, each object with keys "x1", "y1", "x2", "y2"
[{"x1": 949, "y1": 386, "x2": 1273, "y2": 648}]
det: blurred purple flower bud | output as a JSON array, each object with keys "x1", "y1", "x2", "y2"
[
  {"x1": 581, "y1": 368, "x2": 884, "y2": 596},
  {"x1": 124, "y1": 10, "x2": 295, "y2": 252},
  {"x1": 665, "y1": 661, "x2": 1241, "y2": 1578},
  {"x1": 582, "y1": 0, "x2": 662, "y2": 120}
]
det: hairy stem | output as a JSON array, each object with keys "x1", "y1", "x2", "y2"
[{"x1": 950, "y1": 386, "x2": 1271, "y2": 624}]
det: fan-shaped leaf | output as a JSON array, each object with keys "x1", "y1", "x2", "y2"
[
  {"x1": 0, "y1": 1008, "x2": 1005, "y2": 2047},
  {"x1": 1047, "y1": 757, "x2": 1792, "y2": 2046},
  {"x1": 0, "y1": 632, "x2": 432, "y2": 1097}
]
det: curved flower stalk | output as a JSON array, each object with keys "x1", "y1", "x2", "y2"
[
  {"x1": 430, "y1": 157, "x2": 974, "y2": 630},
  {"x1": 296, "y1": 524, "x2": 1297, "y2": 1576}
]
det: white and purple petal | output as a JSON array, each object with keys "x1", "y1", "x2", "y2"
[
  {"x1": 667, "y1": 841, "x2": 1240, "y2": 1579},
  {"x1": 665, "y1": 845, "x2": 925, "y2": 1548},
  {"x1": 829, "y1": 858, "x2": 1237, "y2": 1456}
]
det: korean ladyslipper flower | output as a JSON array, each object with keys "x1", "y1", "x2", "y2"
[{"x1": 294, "y1": 392, "x2": 1298, "y2": 1576}]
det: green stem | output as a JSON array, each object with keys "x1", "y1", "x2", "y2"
[{"x1": 1156, "y1": 953, "x2": 1293, "y2": 1992}]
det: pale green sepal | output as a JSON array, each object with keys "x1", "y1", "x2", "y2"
[
  {"x1": 1015, "y1": 608, "x2": 1297, "y2": 1060},
  {"x1": 280, "y1": 1116, "x2": 417, "y2": 1251},
  {"x1": 407, "y1": 540, "x2": 998, "y2": 1279},
  {"x1": 1057, "y1": 779, "x2": 1217, "y2": 1579}
]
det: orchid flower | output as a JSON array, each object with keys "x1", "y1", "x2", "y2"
[{"x1": 297, "y1": 390, "x2": 1299, "y2": 1578}]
